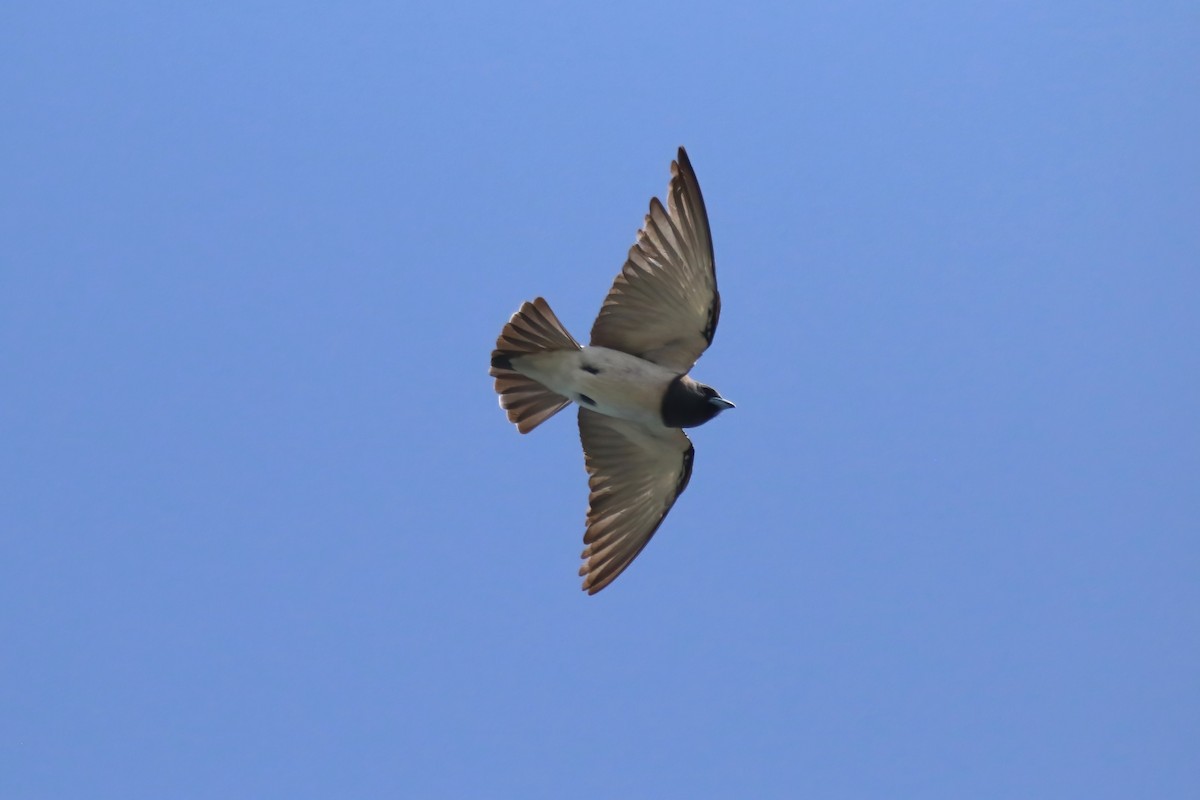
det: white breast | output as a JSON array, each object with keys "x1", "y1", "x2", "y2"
[{"x1": 513, "y1": 346, "x2": 678, "y2": 427}]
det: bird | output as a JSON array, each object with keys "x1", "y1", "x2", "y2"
[{"x1": 489, "y1": 147, "x2": 733, "y2": 594}]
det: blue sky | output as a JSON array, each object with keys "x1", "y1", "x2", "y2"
[{"x1": 3, "y1": 2, "x2": 1197, "y2": 797}]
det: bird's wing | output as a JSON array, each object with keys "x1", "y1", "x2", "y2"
[
  {"x1": 576, "y1": 408, "x2": 695, "y2": 594},
  {"x1": 589, "y1": 147, "x2": 720, "y2": 373}
]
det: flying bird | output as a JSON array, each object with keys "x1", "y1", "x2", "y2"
[{"x1": 489, "y1": 147, "x2": 733, "y2": 594}]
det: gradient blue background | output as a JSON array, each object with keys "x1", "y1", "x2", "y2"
[{"x1": 3, "y1": 2, "x2": 1197, "y2": 797}]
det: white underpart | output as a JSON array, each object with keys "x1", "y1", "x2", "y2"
[{"x1": 512, "y1": 346, "x2": 678, "y2": 428}]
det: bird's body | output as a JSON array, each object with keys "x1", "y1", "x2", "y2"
[
  {"x1": 505, "y1": 346, "x2": 679, "y2": 428},
  {"x1": 489, "y1": 147, "x2": 732, "y2": 594}
]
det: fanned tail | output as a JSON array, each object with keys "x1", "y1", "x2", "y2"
[{"x1": 489, "y1": 297, "x2": 580, "y2": 433}]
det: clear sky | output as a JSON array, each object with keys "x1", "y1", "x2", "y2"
[{"x1": 3, "y1": 2, "x2": 1197, "y2": 798}]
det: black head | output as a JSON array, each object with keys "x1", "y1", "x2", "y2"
[{"x1": 661, "y1": 376, "x2": 735, "y2": 428}]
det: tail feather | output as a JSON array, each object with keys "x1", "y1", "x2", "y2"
[
  {"x1": 496, "y1": 299, "x2": 580, "y2": 354},
  {"x1": 489, "y1": 298, "x2": 581, "y2": 433}
]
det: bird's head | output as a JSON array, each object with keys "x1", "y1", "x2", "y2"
[
  {"x1": 703, "y1": 385, "x2": 736, "y2": 414},
  {"x1": 662, "y1": 376, "x2": 735, "y2": 428}
]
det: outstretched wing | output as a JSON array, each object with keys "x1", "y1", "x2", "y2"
[
  {"x1": 576, "y1": 408, "x2": 695, "y2": 594},
  {"x1": 589, "y1": 147, "x2": 720, "y2": 373}
]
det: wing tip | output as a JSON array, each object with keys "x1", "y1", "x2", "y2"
[
  {"x1": 674, "y1": 146, "x2": 693, "y2": 176},
  {"x1": 580, "y1": 569, "x2": 613, "y2": 595}
]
